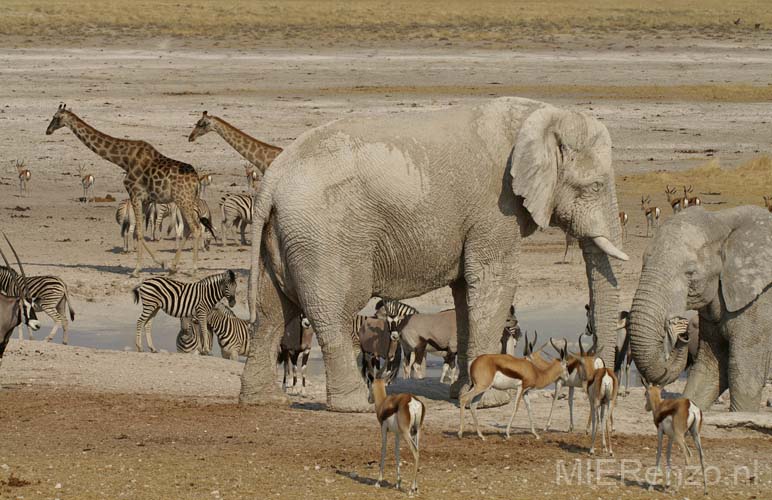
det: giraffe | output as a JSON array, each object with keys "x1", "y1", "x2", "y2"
[
  {"x1": 188, "y1": 111, "x2": 282, "y2": 175},
  {"x1": 46, "y1": 104, "x2": 205, "y2": 277}
]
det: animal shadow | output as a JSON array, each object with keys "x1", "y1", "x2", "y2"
[
  {"x1": 334, "y1": 468, "x2": 380, "y2": 487},
  {"x1": 290, "y1": 401, "x2": 326, "y2": 411},
  {"x1": 556, "y1": 439, "x2": 588, "y2": 455}
]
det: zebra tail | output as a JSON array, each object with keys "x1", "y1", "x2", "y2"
[
  {"x1": 132, "y1": 286, "x2": 141, "y2": 304},
  {"x1": 64, "y1": 285, "x2": 76, "y2": 321},
  {"x1": 199, "y1": 217, "x2": 217, "y2": 240},
  {"x1": 121, "y1": 219, "x2": 130, "y2": 238}
]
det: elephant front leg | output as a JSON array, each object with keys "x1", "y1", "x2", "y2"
[
  {"x1": 450, "y1": 258, "x2": 517, "y2": 408},
  {"x1": 683, "y1": 330, "x2": 727, "y2": 410},
  {"x1": 726, "y1": 317, "x2": 768, "y2": 411}
]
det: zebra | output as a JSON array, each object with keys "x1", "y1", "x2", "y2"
[
  {"x1": 169, "y1": 198, "x2": 216, "y2": 251},
  {"x1": 176, "y1": 316, "x2": 213, "y2": 355},
  {"x1": 0, "y1": 267, "x2": 75, "y2": 343},
  {"x1": 219, "y1": 194, "x2": 252, "y2": 246},
  {"x1": 374, "y1": 299, "x2": 419, "y2": 334},
  {"x1": 207, "y1": 303, "x2": 251, "y2": 360},
  {"x1": 132, "y1": 270, "x2": 237, "y2": 354},
  {"x1": 144, "y1": 202, "x2": 175, "y2": 241},
  {"x1": 115, "y1": 199, "x2": 136, "y2": 253}
]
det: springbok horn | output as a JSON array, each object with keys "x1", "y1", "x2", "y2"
[{"x1": 549, "y1": 337, "x2": 559, "y2": 353}]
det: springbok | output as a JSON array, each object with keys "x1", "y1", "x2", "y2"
[
  {"x1": 619, "y1": 211, "x2": 628, "y2": 240},
  {"x1": 369, "y1": 376, "x2": 425, "y2": 494},
  {"x1": 244, "y1": 163, "x2": 260, "y2": 190},
  {"x1": 574, "y1": 354, "x2": 618, "y2": 456},
  {"x1": 458, "y1": 350, "x2": 568, "y2": 440},
  {"x1": 642, "y1": 380, "x2": 708, "y2": 494},
  {"x1": 78, "y1": 163, "x2": 95, "y2": 202},
  {"x1": 665, "y1": 185, "x2": 683, "y2": 213},
  {"x1": 543, "y1": 337, "x2": 605, "y2": 433},
  {"x1": 684, "y1": 185, "x2": 701, "y2": 208},
  {"x1": 641, "y1": 195, "x2": 660, "y2": 237},
  {"x1": 198, "y1": 173, "x2": 212, "y2": 195},
  {"x1": 15, "y1": 160, "x2": 31, "y2": 197}
]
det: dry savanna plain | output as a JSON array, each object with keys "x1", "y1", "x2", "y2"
[{"x1": 1, "y1": 2, "x2": 772, "y2": 499}]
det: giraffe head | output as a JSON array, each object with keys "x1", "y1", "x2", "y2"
[
  {"x1": 188, "y1": 111, "x2": 213, "y2": 142},
  {"x1": 46, "y1": 103, "x2": 70, "y2": 135}
]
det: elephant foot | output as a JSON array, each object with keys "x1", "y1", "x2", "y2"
[
  {"x1": 477, "y1": 388, "x2": 513, "y2": 409},
  {"x1": 240, "y1": 388, "x2": 291, "y2": 407},
  {"x1": 326, "y1": 385, "x2": 372, "y2": 413}
]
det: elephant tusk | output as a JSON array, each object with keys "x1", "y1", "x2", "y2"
[{"x1": 592, "y1": 236, "x2": 629, "y2": 261}]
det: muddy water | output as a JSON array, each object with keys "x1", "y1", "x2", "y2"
[{"x1": 22, "y1": 300, "x2": 640, "y2": 387}]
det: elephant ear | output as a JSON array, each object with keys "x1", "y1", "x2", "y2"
[
  {"x1": 509, "y1": 107, "x2": 564, "y2": 229},
  {"x1": 720, "y1": 208, "x2": 772, "y2": 312}
]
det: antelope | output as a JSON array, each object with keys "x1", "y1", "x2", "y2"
[
  {"x1": 0, "y1": 234, "x2": 41, "y2": 380},
  {"x1": 198, "y1": 173, "x2": 212, "y2": 195},
  {"x1": 458, "y1": 350, "x2": 568, "y2": 440},
  {"x1": 574, "y1": 354, "x2": 618, "y2": 456},
  {"x1": 684, "y1": 185, "x2": 701, "y2": 208},
  {"x1": 244, "y1": 163, "x2": 260, "y2": 190},
  {"x1": 641, "y1": 195, "x2": 660, "y2": 237},
  {"x1": 619, "y1": 211, "x2": 628, "y2": 240},
  {"x1": 642, "y1": 379, "x2": 708, "y2": 495},
  {"x1": 15, "y1": 160, "x2": 31, "y2": 197},
  {"x1": 78, "y1": 163, "x2": 95, "y2": 202},
  {"x1": 665, "y1": 185, "x2": 683, "y2": 213},
  {"x1": 764, "y1": 196, "x2": 772, "y2": 212},
  {"x1": 543, "y1": 336, "x2": 605, "y2": 433},
  {"x1": 369, "y1": 376, "x2": 425, "y2": 494},
  {"x1": 562, "y1": 233, "x2": 577, "y2": 263}
]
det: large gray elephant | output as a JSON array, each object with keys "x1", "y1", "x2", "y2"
[
  {"x1": 241, "y1": 97, "x2": 627, "y2": 411},
  {"x1": 630, "y1": 206, "x2": 772, "y2": 411}
]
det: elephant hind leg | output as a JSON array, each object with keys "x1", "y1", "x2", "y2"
[{"x1": 240, "y1": 262, "x2": 298, "y2": 406}]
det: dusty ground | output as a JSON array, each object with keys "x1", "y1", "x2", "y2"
[
  {"x1": 2, "y1": 341, "x2": 771, "y2": 500},
  {"x1": 2, "y1": 4, "x2": 772, "y2": 499}
]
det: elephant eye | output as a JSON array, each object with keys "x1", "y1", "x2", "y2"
[{"x1": 590, "y1": 181, "x2": 602, "y2": 193}]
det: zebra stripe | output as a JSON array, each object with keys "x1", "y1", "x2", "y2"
[
  {"x1": 176, "y1": 317, "x2": 213, "y2": 355},
  {"x1": 350, "y1": 314, "x2": 369, "y2": 353},
  {"x1": 145, "y1": 202, "x2": 174, "y2": 241},
  {"x1": 375, "y1": 299, "x2": 418, "y2": 332},
  {"x1": 0, "y1": 268, "x2": 75, "y2": 343},
  {"x1": 132, "y1": 270, "x2": 237, "y2": 353},
  {"x1": 219, "y1": 194, "x2": 252, "y2": 245},
  {"x1": 207, "y1": 304, "x2": 250, "y2": 360},
  {"x1": 115, "y1": 199, "x2": 136, "y2": 252},
  {"x1": 169, "y1": 198, "x2": 214, "y2": 250}
]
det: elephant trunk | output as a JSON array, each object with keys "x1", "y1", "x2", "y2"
[
  {"x1": 582, "y1": 241, "x2": 621, "y2": 370},
  {"x1": 629, "y1": 270, "x2": 690, "y2": 385},
  {"x1": 580, "y1": 182, "x2": 624, "y2": 371}
]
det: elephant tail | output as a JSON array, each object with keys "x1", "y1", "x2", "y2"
[{"x1": 247, "y1": 176, "x2": 276, "y2": 323}]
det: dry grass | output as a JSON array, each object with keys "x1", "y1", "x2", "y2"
[
  {"x1": 2, "y1": 0, "x2": 772, "y2": 45},
  {"x1": 618, "y1": 156, "x2": 772, "y2": 210}
]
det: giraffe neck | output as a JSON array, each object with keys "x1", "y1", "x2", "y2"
[
  {"x1": 63, "y1": 112, "x2": 139, "y2": 172},
  {"x1": 210, "y1": 116, "x2": 281, "y2": 174}
]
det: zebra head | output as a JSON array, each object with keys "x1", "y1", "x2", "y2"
[
  {"x1": 220, "y1": 270, "x2": 237, "y2": 307},
  {"x1": 376, "y1": 299, "x2": 414, "y2": 340}
]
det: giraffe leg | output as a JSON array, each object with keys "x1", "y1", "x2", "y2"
[
  {"x1": 172, "y1": 203, "x2": 201, "y2": 274},
  {"x1": 131, "y1": 198, "x2": 164, "y2": 277}
]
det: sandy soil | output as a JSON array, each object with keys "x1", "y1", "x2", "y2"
[{"x1": 1, "y1": 33, "x2": 772, "y2": 499}]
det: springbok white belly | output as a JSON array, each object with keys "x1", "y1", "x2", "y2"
[{"x1": 491, "y1": 371, "x2": 523, "y2": 391}]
